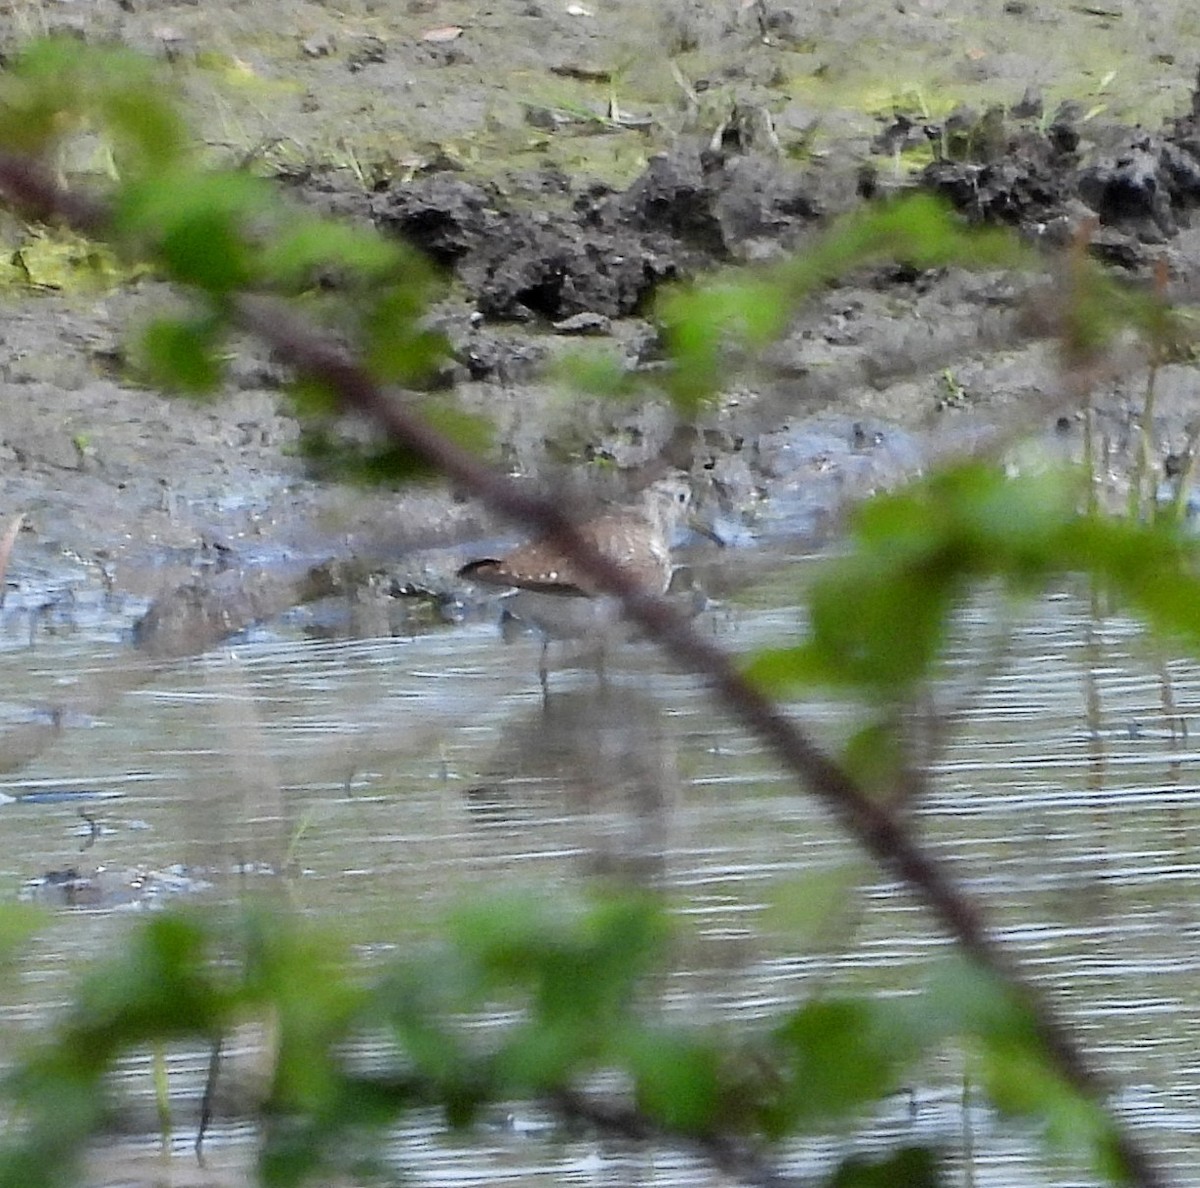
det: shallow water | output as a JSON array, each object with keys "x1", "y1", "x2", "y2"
[{"x1": 1, "y1": 555, "x2": 1199, "y2": 1186}]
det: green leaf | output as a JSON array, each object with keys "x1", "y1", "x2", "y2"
[
  {"x1": 923, "y1": 957, "x2": 1038, "y2": 1048},
  {"x1": 0, "y1": 39, "x2": 99, "y2": 153},
  {"x1": 556, "y1": 347, "x2": 637, "y2": 399},
  {"x1": 743, "y1": 643, "x2": 826, "y2": 694},
  {"x1": 114, "y1": 170, "x2": 272, "y2": 292},
  {"x1": 767, "y1": 999, "x2": 918, "y2": 1129},
  {"x1": 139, "y1": 315, "x2": 225, "y2": 394},
  {"x1": 452, "y1": 891, "x2": 666, "y2": 1016},
  {"x1": 163, "y1": 208, "x2": 249, "y2": 292},
  {"x1": 297, "y1": 398, "x2": 487, "y2": 488},
  {"x1": 842, "y1": 720, "x2": 906, "y2": 793},
  {"x1": 259, "y1": 218, "x2": 407, "y2": 289},
  {"x1": 760, "y1": 865, "x2": 865, "y2": 944},
  {"x1": 377, "y1": 965, "x2": 474, "y2": 1082},
  {"x1": 493, "y1": 1018, "x2": 591, "y2": 1090},
  {"x1": 296, "y1": 431, "x2": 437, "y2": 485},
  {"x1": 976, "y1": 1040, "x2": 1124, "y2": 1177},
  {"x1": 442, "y1": 895, "x2": 669, "y2": 1095},
  {"x1": 1059, "y1": 514, "x2": 1200, "y2": 648},
  {"x1": 659, "y1": 280, "x2": 775, "y2": 410},
  {"x1": 417, "y1": 400, "x2": 492, "y2": 457},
  {"x1": 0, "y1": 904, "x2": 42, "y2": 966},
  {"x1": 99, "y1": 80, "x2": 187, "y2": 171},
  {"x1": 69, "y1": 913, "x2": 226, "y2": 1051},
  {"x1": 827, "y1": 1146, "x2": 943, "y2": 1188},
  {"x1": 365, "y1": 324, "x2": 449, "y2": 388},
  {"x1": 0, "y1": 38, "x2": 186, "y2": 166},
  {"x1": 627, "y1": 1028, "x2": 723, "y2": 1134},
  {"x1": 656, "y1": 196, "x2": 1028, "y2": 408},
  {"x1": 807, "y1": 554, "x2": 957, "y2": 695},
  {"x1": 920, "y1": 966, "x2": 1133, "y2": 1170},
  {"x1": 362, "y1": 290, "x2": 448, "y2": 385},
  {"x1": 747, "y1": 466, "x2": 1091, "y2": 702},
  {"x1": 286, "y1": 375, "x2": 340, "y2": 417}
]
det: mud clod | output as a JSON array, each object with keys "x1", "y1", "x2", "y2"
[
  {"x1": 373, "y1": 149, "x2": 820, "y2": 323},
  {"x1": 919, "y1": 73, "x2": 1200, "y2": 269}
]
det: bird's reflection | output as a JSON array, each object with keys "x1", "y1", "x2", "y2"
[{"x1": 465, "y1": 684, "x2": 678, "y2": 888}]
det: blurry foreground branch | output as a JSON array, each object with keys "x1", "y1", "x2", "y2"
[{"x1": 0, "y1": 148, "x2": 1169, "y2": 1188}]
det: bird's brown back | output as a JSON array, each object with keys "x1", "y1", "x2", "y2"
[{"x1": 458, "y1": 511, "x2": 673, "y2": 596}]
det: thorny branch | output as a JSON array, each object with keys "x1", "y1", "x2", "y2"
[{"x1": 0, "y1": 149, "x2": 1170, "y2": 1188}]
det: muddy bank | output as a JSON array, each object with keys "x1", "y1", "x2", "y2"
[{"x1": 0, "y1": 2, "x2": 1197, "y2": 657}]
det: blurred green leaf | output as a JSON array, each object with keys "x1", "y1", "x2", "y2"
[
  {"x1": 0, "y1": 904, "x2": 44, "y2": 967},
  {"x1": 376, "y1": 960, "x2": 478, "y2": 1088},
  {"x1": 139, "y1": 315, "x2": 225, "y2": 394},
  {"x1": 809, "y1": 555, "x2": 956, "y2": 695},
  {"x1": 660, "y1": 277, "x2": 789, "y2": 409},
  {"x1": 417, "y1": 400, "x2": 492, "y2": 456},
  {"x1": 296, "y1": 430, "x2": 436, "y2": 485},
  {"x1": 767, "y1": 999, "x2": 918, "y2": 1130},
  {"x1": 287, "y1": 375, "x2": 340, "y2": 417},
  {"x1": 920, "y1": 965, "x2": 1132, "y2": 1172},
  {"x1": 240, "y1": 915, "x2": 366, "y2": 1118},
  {"x1": 364, "y1": 311, "x2": 448, "y2": 387},
  {"x1": 452, "y1": 891, "x2": 665, "y2": 1016},
  {"x1": 1058, "y1": 256, "x2": 1132, "y2": 370},
  {"x1": 556, "y1": 347, "x2": 638, "y2": 400},
  {"x1": 1059, "y1": 515, "x2": 1200, "y2": 649},
  {"x1": 760, "y1": 864, "x2": 864, "y2": 944},
  {"x1": 842, "y1": 720, "x2": 907, "y2": 794},
  {"x1": 494, "y1": 1017, "x2": 595, "y2": 1090},
  {"x1": 114, "y1": 170, "x2": 271, "y2": 292},
  {"x1": 296, "y1": 396, "x2": 489, "y2": 486},
  {"x1": 827, "y1": 1146, "x2": 943, "y2": 1187},
  {"x1": 978, "y1": 1041, "x2": 1125, "y2": 1178},
  {"x1": 0, "y1": 38, "x2": 186, "y2": 168},
  {"x1": 259, "y1": 218, "x2": 406, "y2": 289},
  {"x1": 743, "y1": 642, "x2": 828, "y2": 694},
  {"x1": 627, "y1": 1028, "x2": 723, "y2": 1134},
  {"x1": 364, "y1": 316, "x2": 451, "y2": 386},
  {"x1": 99, "y1": 82, "x2": 187, "y2": 172},
  {"x1": 924, "y1": 957, "x2": 1038, "y2": 1048},
  {"x1": 748, "y1": 466, "x2": 1094, "y2": 701},
  {"x1": 659, "y1": 196, "x2": 1027, "y2": 405},
  {"x1": 70, "y1": 912, "x2": 227, "y2": 1045},
  {"x1": 442, "y1": 893, "x2": 669, "y2": 1094},
  {"x1": 853, "y1": 193, "x2": 1024, "y2": 271},
  {"x1": 0, "y1": 39, "x2": 86, "y2": 153}
]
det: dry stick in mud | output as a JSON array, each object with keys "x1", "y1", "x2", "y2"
[{"x1": 0, "y1": 151, "x2": 1170, "y2": 1188}]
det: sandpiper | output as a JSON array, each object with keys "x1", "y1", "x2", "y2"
[{"x1": 458, "y1": 476, "x2": 693, "y2": 691}]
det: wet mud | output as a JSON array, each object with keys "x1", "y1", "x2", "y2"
[{"x1": 0, "y1": 1, "x2": 1198, "y2": 659}]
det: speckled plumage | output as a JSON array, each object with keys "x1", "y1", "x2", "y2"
[
  {"x1": 458, "y1": 477, "x2": 691, "y2": 599},
  {"x1": 458, "y1": 478, "x2": 694, "y2": 692}
]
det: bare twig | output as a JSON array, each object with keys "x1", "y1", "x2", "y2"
[{"x1": 0, "y1": 149, "x2": 1169, "y2": 1188}]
